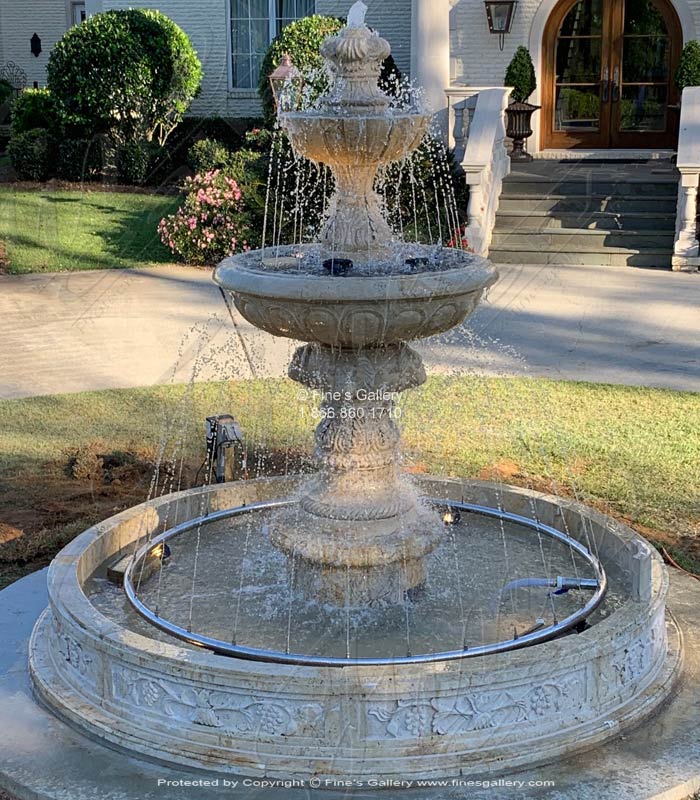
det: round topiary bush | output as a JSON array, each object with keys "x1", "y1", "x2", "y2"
[
  {"x1": 10, "y1": 89, "x2": 63, "y2": 137},
  {"x1": 675, "y1": 39, "x2": 700, "y2": 92},
  {"x1": 47, "y1": 9, "x2": 202, "y2": 145},
  {"x1": 505, "y1": 46, "x2": 537, "y2": 103}
]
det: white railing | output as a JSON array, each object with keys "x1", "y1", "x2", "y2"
[
  {"x1": 446, "y1": 86, "x2": 512, "y2": 256},
  {"x1": 673, "y1": 86, "x2": 700, "y2": 272}
]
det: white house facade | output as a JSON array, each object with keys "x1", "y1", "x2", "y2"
[{"x1": 1, "y1": 0, "x2": 698, "y2": 154}]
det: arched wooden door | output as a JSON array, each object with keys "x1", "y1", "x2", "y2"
[{"x1": 542, "y1": 0, "x2": 682, "y2": 148}]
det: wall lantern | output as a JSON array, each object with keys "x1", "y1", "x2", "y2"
[
  {"x1": 484, "y1": 0, "x2": 517, "y2": 50},
  {"x1": 30, "y1": 33, "x2": 42, "y2": 58},
  {"x1": 268, "y1": 53, "x2": 302, "y2": 113}
]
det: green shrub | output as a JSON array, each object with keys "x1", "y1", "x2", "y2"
[
  {"x1": 116, "y1": 140, "x2": 165, "y2": 185},
  {"x1": 165, "y1": 117, "x2": 246, "y2": 168},
  {"x1": 10, "y1": 89, "x2": 63, "y2": 137},
  {"x1": 381, "y1": 135, "x2": 470, "y2": 244},
  {"x1": 505, "y1": 46, "x2": 537, "y2": 103},
  {"x1": 675, "y1": 39, "x2": 700, "y2": 92},
  {"x1": 7, "y1": 129, "x2": 56, "y2": 181},
  {"x1": 56, "y1": 137, "x2": 104, "y2": 181},
  {"x1": 0, "y1": 79, "x2": 12, "y2": 106},
  {"x1": 47, "y1": 9, "x2": 202, "y2": 145},
  {"x1": 0, "y1": 80, "x2": 13, "y2": 128},
  {"x1": 188, "y1": 138, "x2": 232, "y2": 173}
]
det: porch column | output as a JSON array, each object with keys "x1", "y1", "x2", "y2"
[{"x1": 411, "y1": 0, "x2": 451, "y2": 137}]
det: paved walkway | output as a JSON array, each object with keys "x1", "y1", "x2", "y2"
[{"x1": 0, "y1": 262, "x2": 698, "y2": 400}]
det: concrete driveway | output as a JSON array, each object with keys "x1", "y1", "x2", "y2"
[{"x1": 0, "y1": 262, "x2": 698, "y2": 400}]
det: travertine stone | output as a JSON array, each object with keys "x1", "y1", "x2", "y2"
[
  {"x1": 29, "y1": 477, "x2": 677, "y2": 779},
  {"x1": 271, "y1": 342, "x2": 438, "y2": 603}
]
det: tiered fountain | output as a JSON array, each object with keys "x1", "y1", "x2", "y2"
[{"x1": 29, "y1": 3, "x2": 678, "y2": 781}]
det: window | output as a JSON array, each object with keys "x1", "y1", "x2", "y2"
[
  {"x1": 70, "y1": 2, "x2": 86, "y2": 26},
  {"x1": 230, "y1": 0, "x2": 315, "y2": 89}
]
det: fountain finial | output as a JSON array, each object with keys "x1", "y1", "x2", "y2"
[
  {"x1": 346, "y1": 0, "x2": 368, "y2": 27},
  {"x1": 319, "y1": 5, "x2": 391, "y2": 111}
]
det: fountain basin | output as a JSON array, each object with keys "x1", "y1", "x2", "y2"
[
  {"x1": 215, "y1": 245, "x2": 497, "y2": 348},
  {"x1": 29, "y1": 476, "x2": 678, "y2": 779}
]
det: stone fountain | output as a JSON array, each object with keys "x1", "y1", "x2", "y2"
[
  {"x1": 25, "y1": 2, "x2": 679, "y2": 784},
  {"x1": 216, "y1": 3, "x2": 495, "y2": 603}
]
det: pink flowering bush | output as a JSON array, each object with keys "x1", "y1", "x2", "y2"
[{"x1": 158, "y1": 170, "x2": 252, "y2": 265}]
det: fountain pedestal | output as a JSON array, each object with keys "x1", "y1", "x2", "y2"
[{"x1": 272, "y1": 343, "x2": 440, "y2": 603}]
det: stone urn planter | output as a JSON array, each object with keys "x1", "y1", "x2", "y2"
[{"x1": 505, "y1": 100, "x2": 540, "y2": 162}]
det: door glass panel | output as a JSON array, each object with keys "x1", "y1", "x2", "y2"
[
  {"x1": 555, "y1": 85, "x2": 602, "y2": 129},
  {"x1": 554, "y1": 0, "x2": 603, "y2": 132},
  {"x1": 559, "y1": 0, "x2": 603, "y2": 35},
  {"x1": 624, "y1": 0, "x2": 666, "y2": 34},
  {"x1": 619, "y1": 84, "x2": 668, "y2": 129},
  {"x1": 622, "y1": 36, "x2": 669, "y2": 81},
  {"x1": 556, "y1": 37, "x2": 602, "y2": 82},
  {"x1": 619, "y1": 0, "x2": 671, "y2": 133}
]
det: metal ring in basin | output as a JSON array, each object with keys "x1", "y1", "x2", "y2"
[{"x1": 123, "y1": 499, "x2": 608, "y2": 667}]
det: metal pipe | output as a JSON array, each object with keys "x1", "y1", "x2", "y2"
[{"x1": 123, "y1": 499, "x2": 608, "y2": 668}]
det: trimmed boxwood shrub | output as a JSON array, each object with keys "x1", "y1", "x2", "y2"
[
  {"x1": 115, "y1": 140, "x2": 166, "y2": 185},
  {"x1": 675, "y1": 39, "x2": 700, "y2": 92},
  {"x1": 56, "y1": 137, "x2": 104, "y2": 181},
  {"x1": 47, "y1": 9, "x2": 202, "y2": 145},
  {"x1": 505, "y1": 46, "x2": 537, "y2": 103},
  {"x1": 10, "y1": 89, "x2": 63, "y2": 137},
  {"x1": 7, "y1": 128, "x2": 56, "y2": 181}
]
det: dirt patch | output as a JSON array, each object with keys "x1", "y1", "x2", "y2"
[
  {"x1": 0, "y1": 442, "x2": 311, "y2": 588},
  {"x1": 478, "y1": 458, "x2": 524, "y2": 482},
  {"x1": 0, "y1": 240, "x2": 9, "y2": 273}
]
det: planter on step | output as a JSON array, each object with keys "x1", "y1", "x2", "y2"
[{"x1": 505, "y1": 101, "x2": 540, "y2": 162}]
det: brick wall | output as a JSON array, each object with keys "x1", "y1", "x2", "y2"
[{"x1": 0, "y1": 0, "x2": 68, "y2": 88}]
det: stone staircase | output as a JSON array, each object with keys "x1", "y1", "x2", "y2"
[{"x1": 489, "y1": 160, "x2": 678, "y2": 268}]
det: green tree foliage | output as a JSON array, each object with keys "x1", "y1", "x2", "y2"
[
  {"x1": 259, "y1": 15, "x2": 344, "y2": 125},
  {"x1": 675, "y1": 39, "x2": 700, "y2": 92},
  {"x1": 10, "y1": 89, "x2": 63, "y2": 137},
  {"x1": 47, "y1": 9, "x2": 202, "y2": 145},
  {"x1": 258, "y1": 15, "x2": 401, "y2": 124},
  {"x1": 504, "y1": 46, "x2": 537, "y2": 103}
]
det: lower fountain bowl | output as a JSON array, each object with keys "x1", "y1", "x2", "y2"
[
  {"x1": 29, "y1": 475, "x2": 678, "y2": 780},
  {"x1": 214, "y1": 245, "x2": 497, "y2": 348}
]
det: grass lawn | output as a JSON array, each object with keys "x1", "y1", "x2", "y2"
[
  {"x1": 0, "y1": 376, "x2": 699, "y2": 589},
  {"x1": 0, "y1": 186, "x2": 180, "y2": 274}
]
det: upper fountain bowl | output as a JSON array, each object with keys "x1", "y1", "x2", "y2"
[{"x1": 281, "y1": 112, "x2": 430, "y2": 169}]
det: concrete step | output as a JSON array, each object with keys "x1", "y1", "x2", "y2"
[
  {"x1": 488, "y1": 248, "x2": 673, "y2": 268},
  {"x1": 494, "y1": 210, "x2": 676, "y2": 232},
  {"x1": 498, "y1": 195, "x2": 678, "y2": 214},
  {"x1": 490, "y1": 228, "x2": 675, "y2": 252},
  {"x1": 500, "y1": 179, "x2": 678, "y2": 197}
]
